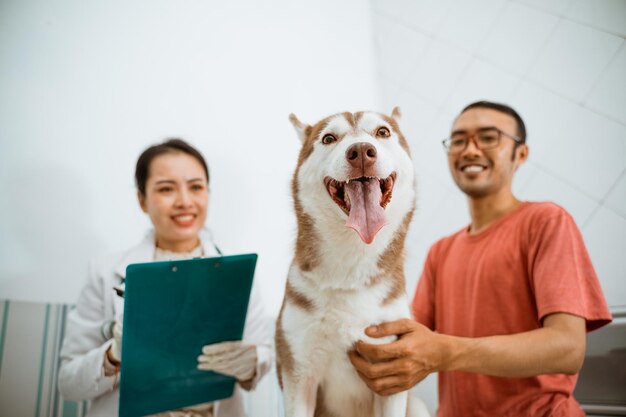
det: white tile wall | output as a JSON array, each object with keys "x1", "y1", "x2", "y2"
[
  {"x1": 378, "y1": 69, "x2": 404, "y2": 111},
  {"x1": 374, "y1": 16, "x2": 404, "y2": 83},
  {"x1": 518, "y1": 167, "x2": 599, "y2": 226},
  {"x1": 412, "y1": 167, "x2": 455, "y2": 238},
  {"x1": 417, "y1": 107, "x2": 466, "y2": 185},
  {"x1": 376, "y1": 19, "x2": 430, "y2": 84},
  {"x1": 370, "y1": 0, "x2": 626, "y2": 410},
  {"x1": 437, "y1": 0, "x2": 508, "y2": 53},
  {"x1": 604, "y1": 169, "x2": 626, "y2": 219},
  {"x1": 511, "y1": 81, "x2": 582, "y2": 166},
  {"x1": 420, "y1": 191, "x2": 470, "y2": 242},
  {"x1": 527, "y1": 19, "x2": 623, "y2": 102},
  {"x1": 584, "y1": 207, "x2": 626, "y2": 307},
  {"x1": 405, "y1": 221, "x2": 430, "y2": 296},
  {"x1": 443, "y1": 58, "x2": 522, "y2": 112},
  {"x1": 406, "y1": 39, "x2": 473, "y2": 107},
  {"x1": 512, "y1": 159, "x2": 540, "y2": 195},
  {"x1": 538, "y1": 104, "x2": 626, "y2": 201},
  {"x1": 429, "y1": 105, "x2": 463, "y2": 141},
  {"x1": 584, "y1": 41, "x2": 626, "y2": 125},
  {"x1": 371, "y1": 0, "x2": 454, "y2": 36},
  {"x1": 566, "y1": 0, "x2": 626, "y2": 37},
  {"x1": 513, "y1": 0, "x2": 574, "y2": 16},
  {"x1": 405, "y1": 187, "x2": 470, "y2": 302},
  {"x1": 477, "y1": 1, "x2": 559, "y2": 76},
  {"x1": 388, "y1": 88, "x2": 440, "y2": 142}
]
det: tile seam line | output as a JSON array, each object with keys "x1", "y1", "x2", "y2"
[
  {"x1": 513, "y1": 0, "x2": 626, "y2": 38},
  {"x1": 580, "y1": 40, "x2": 626, "y2": 104},
  {"x1": 532, "y1": 162, "x2": 613, "y2": 203},
  {"x1": 521, "y1": 76, "x2": 626, "y2": 128}
]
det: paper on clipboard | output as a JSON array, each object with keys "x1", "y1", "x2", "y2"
[{"x1": 118, "y1": 253, "x2": 257, "y2": 417}]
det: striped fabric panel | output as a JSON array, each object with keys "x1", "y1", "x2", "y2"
[
  {"x1": 0, "y1": 299, "x2": 87, "y2": 417},
  {"x1": 0, "y1": 299, "x2": 283, "y2": 417},
  {"x1": 0, "y1": 300, "x2": 9, "y2": 376}
]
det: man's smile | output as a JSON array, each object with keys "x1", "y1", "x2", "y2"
[
  {"x1": 461, "y1": 165, "x2": 487, "y2": 173},
  {"x1": 457, "y1": 160, "x2": 490, "y2": 175}
]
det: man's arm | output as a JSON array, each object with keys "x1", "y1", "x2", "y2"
[{"x1": 347, "y1": 313, "x2": 586, "y2": 396}]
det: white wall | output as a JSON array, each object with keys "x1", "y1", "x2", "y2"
[
  {"x1": 0, "y1": 0, "x2": 378, "y2": 316},
  {"x1": 370, "y1": 0, "x2": 626, "y2": 413}
]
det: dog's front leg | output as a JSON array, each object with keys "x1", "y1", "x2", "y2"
[
  {"x1": 373, "y1": 391, "x2": 408, "y2": 417},
  {"x1": 283, "y1": 376, "x2": 318, "y2": 417}
]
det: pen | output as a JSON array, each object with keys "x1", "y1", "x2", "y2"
[{"x1": 113, "y1": 287, "x2": 124, "y2": 298}]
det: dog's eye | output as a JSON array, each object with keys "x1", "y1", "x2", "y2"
[
  {"x1": 321, "y1": 134, "x2": 337, "y2": 145},
  {"x1": 376, "y1": 127, "x2": 391, "y2": 138}
]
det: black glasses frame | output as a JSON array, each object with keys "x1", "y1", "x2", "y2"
[{"x1": 442, "y1": 127, "x2": 522, "y2": 154}]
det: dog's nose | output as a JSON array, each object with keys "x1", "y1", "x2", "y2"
[{"x1": 346, "y1": 142, "x2": 377, "y2": 169}]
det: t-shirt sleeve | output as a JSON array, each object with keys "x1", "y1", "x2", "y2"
[
  {"x1": 412, "y1": 245, "x2": 437, "y2": 330},
  {"x1": 528, "y1": 206, "x2": 612, "y2": 332}
]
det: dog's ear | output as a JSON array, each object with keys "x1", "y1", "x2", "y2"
[
  {"x1": 391, "y1": 106, "x2": 402, "y2": 121},
  {"x1": 289, "y1": 113, "x2": 311, "y2": 144}
]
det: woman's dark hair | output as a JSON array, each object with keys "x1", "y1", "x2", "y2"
[
  {"x1": 461, "y1": 101, "x2": 527, "y2": 144},
  {"x1": 135, "y1": 138, "x2": 209, "y2": 196}
]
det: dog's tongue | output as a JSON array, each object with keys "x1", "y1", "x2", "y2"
[{"x1": 345, "y1": 178, "x2": 388, "y2": 244}]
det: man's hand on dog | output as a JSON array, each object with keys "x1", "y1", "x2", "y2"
[{"x1": 348, "y1": 318, "x2": 446, "y2": 396}]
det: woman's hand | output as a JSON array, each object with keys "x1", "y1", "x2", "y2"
[
  {"x1": 197, "y1": 341, "x2": 257, "y2": 383},
  {"x1": 103, "y1": 316, "x2": 123, "y2": 376},
  {"x1": 109, "y1": 319, "x2": 123, "y2": 363}
]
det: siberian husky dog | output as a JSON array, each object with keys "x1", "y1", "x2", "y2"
[{"x1": 276, "y1": 108, "x2": 427, "y2": 417}]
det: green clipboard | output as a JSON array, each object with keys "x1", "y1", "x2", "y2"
[{"x1": 118, "y1": 253, "x2": 257, "y2": 417}]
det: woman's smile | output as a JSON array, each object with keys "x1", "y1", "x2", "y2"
[{"x1": 172, "y1": 213, "x2": 197, "y2": 227}]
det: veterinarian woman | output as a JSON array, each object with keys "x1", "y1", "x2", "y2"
[{"x1": 58, "y1": 139, "x2": 272, "y2": 417}]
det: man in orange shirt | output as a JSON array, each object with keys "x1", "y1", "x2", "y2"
[{"x1": 348, "y1": 101, "x2": 612, "y2": 416}]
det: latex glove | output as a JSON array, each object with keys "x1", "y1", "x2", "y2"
[
  {"x1": 197, "y1": 341, "x2": 257, "y2": 381},
  {"x1": 109, "y1": 316, "x2": 123, "y2": 363}
]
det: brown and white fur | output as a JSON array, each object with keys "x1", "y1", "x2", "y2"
[{"x1": 276, "y1": 108, "x2": 428, "y2": 417}]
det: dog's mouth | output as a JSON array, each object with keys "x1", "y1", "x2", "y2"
[
  {"x1": 324, "y1": 173, "x2": 396, "y2": 215},
  {"x1": 324, "y1": 172, "x2": 396, "y2": 244}
]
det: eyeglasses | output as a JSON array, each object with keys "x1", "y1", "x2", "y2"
[{"x1": 442, "y1": 127, "x2": 522, "y2": 154}]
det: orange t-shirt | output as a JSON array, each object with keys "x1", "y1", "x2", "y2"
[{"x1": 412, "y1": 202, "x2": 611, "y2": 417}]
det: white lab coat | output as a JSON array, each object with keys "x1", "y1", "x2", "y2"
[{"x1": 58, "y1": 230, "x2": 273, "y2": 417}]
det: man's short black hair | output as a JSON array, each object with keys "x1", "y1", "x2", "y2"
[{"x1": 461, "y1": 101, "x2": 527, "y2": 144}]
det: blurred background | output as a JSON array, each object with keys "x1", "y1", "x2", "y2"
[{"x1": 1, "y1": 0, "x2": 624, "y2": 415}]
